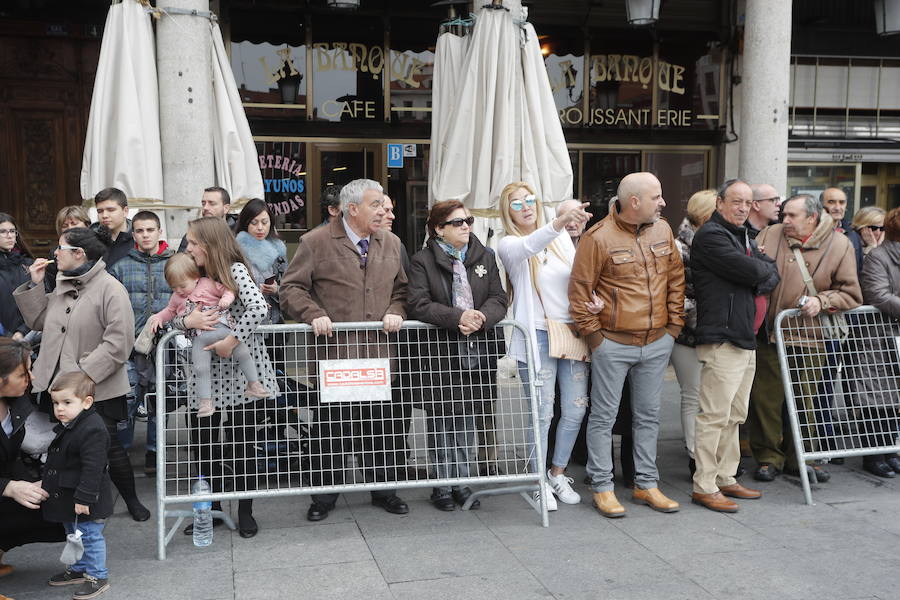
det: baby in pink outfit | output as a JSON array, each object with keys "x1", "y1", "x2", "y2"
[{"x1": 150, "y1": 253, "x2": 269, "y2": 416}]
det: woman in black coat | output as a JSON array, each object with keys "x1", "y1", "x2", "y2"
[
  {"x1": 0, "y1": 213, "x2": 34, "y2": 339},
  {"x1": 407, "y1": 200, "x2": 507, "y2": 511},
  {"x1": 0, "y1": 338, "x2": 65, "y2": 578}
]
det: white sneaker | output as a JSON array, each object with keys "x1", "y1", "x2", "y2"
[
  {"x1": 547, "y1": 470, "x2": 582, "y2": 504},
  {"x1": 533, "y1": 489, "x2": 558, "y2": 511}
]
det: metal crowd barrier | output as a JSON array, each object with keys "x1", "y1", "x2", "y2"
[
  {"x1": 775, "y1": 305, "x2": 900, "y2": 504},
  {"x1": 153, "y1": 319, "x2": 547, "y2": 559}
]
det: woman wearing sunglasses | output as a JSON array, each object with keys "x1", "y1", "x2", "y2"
[
  {"x1": 852, "y1": 206, "x2": 885, "y2": 257},
  {"x1": 407, "y1": 200, "x2": 507, "y2": 511},
  {"x1": 497, "y1": 182, "x2": 592, "y2": 510}
]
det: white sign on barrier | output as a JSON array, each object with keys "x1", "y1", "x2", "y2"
[{"x1": 319, "y1": 358, "x2": 391, "y2": 403}]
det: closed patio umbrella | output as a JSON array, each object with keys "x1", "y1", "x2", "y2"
[
  {"x1": 430, "y1": 0, "x2": 573, "y2": 244},
  {"x1": 80, "y1": 0, "x2": 163, "y2": 204}
]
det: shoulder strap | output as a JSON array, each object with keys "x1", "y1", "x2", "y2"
[{"x1": 792, "y1": 247, "x2": 818, "y2": 297}]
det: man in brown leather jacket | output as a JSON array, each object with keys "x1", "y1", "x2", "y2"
[{"x1": 569, "y1": 172, "x2": 685, "y2": 518}]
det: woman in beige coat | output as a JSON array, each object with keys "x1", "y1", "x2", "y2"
[{"x1": 14, "y1": 226, "x2": 150, "y2": 521}]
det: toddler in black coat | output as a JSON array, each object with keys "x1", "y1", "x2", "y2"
[{"x1": 43, "y1": 371, "x2": 112, "y2": 600}]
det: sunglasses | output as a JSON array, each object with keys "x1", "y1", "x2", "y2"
[
  {"x1": 509, "y1": 195, "x2": 537, "y2": 211},
  {"x1": 441, "y1": 216, "x2": 475, "y2": 228},
  {"x1": 863, "y1": 225, "x2": 884, "y2": 232}
]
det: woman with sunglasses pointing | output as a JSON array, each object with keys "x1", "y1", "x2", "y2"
[{"x1": 497, "y1": 182, "x2": 595, "y2": 511}]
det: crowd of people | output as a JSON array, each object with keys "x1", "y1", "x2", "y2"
[{"x1": 1, "y1": 173, "x2": 898, "y2": 599}]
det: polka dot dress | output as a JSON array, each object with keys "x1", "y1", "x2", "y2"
[{"x1": 184, "y1": 263, "x2": 277, "y2": 409}]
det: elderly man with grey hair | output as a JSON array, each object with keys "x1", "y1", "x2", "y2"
[
  {"x1": 748, "y1": 194, "x2": 862, "y2": 485},
  {"x1": 556, "y1": 199, "x2": 588, "y2": 246},
  {"x1": 281, "y1": 178, "x2": 410, "y2": 522}
]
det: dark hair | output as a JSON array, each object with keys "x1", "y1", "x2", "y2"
[
  {"x1": 49, "y1": 371, "x2": 95, "y2": 399},
  {"x1": 94, "y1": 187, "x2": 128, "y2": 209},
  {"x1": 0, "y1": 337, "x2": 31, "y2": 387},
  {"x1": 426, "y1": 200, "x2": 466, "y2": 238},
  {"x1": 716, "y1": 178, "x2": 746, "y2": 201},
  {"x1": 320, "y1": 185, "x2": 342, "y2": 223},
  {"x1": 885, "y1": 207, "x2": 900, "y2": 243},
  {"x1": 235, "y1": 199, "x2": 279, "y2": 240},
  {"x1": 131, "y1": 210, "x2": 161, "y2": 228},
  {"x1": 204, "y1": 186, "x2": 231, "y2": 206},
  {"x1": 0, "y1": 212, "x2": 33, "y2": 259},
  {"x1": 62, "y1": 226, "x2": 112, "y2": 262}
]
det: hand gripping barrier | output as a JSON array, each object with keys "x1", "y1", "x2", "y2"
[
  {"x1": 153, "y1": 320, "x2": 549, "y2": 559},
  {"x1": 774, "y1": 306, "x2": 900, "y2": 504}
]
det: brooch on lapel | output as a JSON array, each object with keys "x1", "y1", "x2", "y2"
[{"x1": 474, "y1": 265, "x2": 487, "y2": 278}]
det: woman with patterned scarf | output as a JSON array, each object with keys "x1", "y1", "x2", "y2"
[{"x1": 407, "y1": 200, "x2": 507, "y2": 511}]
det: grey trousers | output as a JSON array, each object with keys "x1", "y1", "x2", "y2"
[
  {"x1": 428, "y1": 412, "x2": 477, "y2": 497},
  {"x1": 192, "y1": 324, "x2": 259, "y2": 399},
  {"x1": 586, "y1": 334, "x2": 675, "y2": 492}
]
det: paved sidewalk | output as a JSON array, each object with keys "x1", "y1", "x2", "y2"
[{"x1": 3, "y1": 378, "x2": 900, "y2": 600}]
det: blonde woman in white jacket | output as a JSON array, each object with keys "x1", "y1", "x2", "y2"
[{"x1": 497, "y1": 182, "x2": 594, "y2": 510}]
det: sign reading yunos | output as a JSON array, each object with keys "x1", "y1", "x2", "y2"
[{"x1": 319, "y1": 358, "x2": 391, "y2": 403}]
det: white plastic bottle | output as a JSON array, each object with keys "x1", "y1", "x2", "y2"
[{"x1": 191, "y1": 476, "x2": 213, "y2": 547}]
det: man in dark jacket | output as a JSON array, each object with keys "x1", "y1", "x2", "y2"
[
  {"x1": 689, "y1": 179, "x2": 780, "y2": 512},
  {"x1": 92, "y1": 187, "x2": 133, "y2": 271},
  {"x1": 43, "y1": 372, "x2": 113, "y2": 598}
]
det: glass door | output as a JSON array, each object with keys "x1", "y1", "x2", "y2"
[{"x1": 309, "y1": 142, "x2": 383, "y2": 226}]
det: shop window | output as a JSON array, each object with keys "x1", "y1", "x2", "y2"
[
  {"x1": 255, "y1": 140, "x2": 307, "y2": 231},
  {"x1": 645, "y1": 151, "x2": 707, "y2": 225},
  {"x1": 311, "y1": 16, "x2": 385, "y2": 122},
  {"x1": 586, "y1": 39, "x2": 653, "y2": 129},
  {"x1": 232, "y1": 41, "x2": 307, "y2": 112},
  {"x1": 580, "y1": 152, "x2": 641, "y2": 223},
  {"x1": 657, "y1": 41, "x2": 721, "y2": 130},
  {"x1": 787, "y1": 164, "x2": 858, "y2": 219},
  {"x1": 390, "y1": 18, "x2": 437, "y2": 123},
  {"x1": 543, "y1": 29, "x2": 584, "y2": 128}
]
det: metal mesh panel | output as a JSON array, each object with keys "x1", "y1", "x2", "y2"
[
  {"x1": 775, "y1": 306, "x2": 900, "y2": 504},
  {"x1": 154, "y1": 320, "x2": 546, "y2": 558}
]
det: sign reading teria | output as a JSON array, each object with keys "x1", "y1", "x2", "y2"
[{"x1": 319, "y1": 358, "x2": 391, "y2": 403}]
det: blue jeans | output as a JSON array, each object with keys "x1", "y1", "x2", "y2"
[
  {"x1": 518, "y1": 329, "x2": 590, "y2": 471},
  {"x1": 119, "y1": 357, "x2": 157, "y2": 452},
  {"x1": 64, "y1": 520, "x2": 107, "y2": 579}
]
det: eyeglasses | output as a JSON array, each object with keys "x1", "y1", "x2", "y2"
[
  {"x1": 863, "y1": 225, "x2": 884, "y2": 232},
  {"x1": 509, "y1": 195, "x2": 537, "y2": 211},
  {"x1": 441, "y1": 216, "x2": 475, "y2": 228},
  {"x1": 756, "y1": 196, "x2": 783, "y2": 205},
  {"x1": 0, "y1": 229, "x2": 17, "y2": 236},
  {"x1": 55, "y1": 245, "x2": 83, "y2": 253}
]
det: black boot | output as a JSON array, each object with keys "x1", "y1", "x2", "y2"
[{"x1": 863, "y1": 455, "x2": 896, "y2": 478}]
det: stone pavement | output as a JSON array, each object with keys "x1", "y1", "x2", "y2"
[{"x1": 3, "y1": 377, "x2": 900, "y2": 600}]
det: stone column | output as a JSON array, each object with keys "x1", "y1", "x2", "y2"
[
  {"x1": 739, "y1": 0, "x2": 792, "y2": 194},
  {"x1": 156, "y1": 0, "x2": 215, "y2": 242}
]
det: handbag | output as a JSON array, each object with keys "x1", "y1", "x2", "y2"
[
  {"x1": 133, "y1": 319, "x2": 158, "y2": 355},
  {"x1": 535, "y1": 286, "x2": 590, "y2": 362},
  {"x1": 458, "y1": 335, "x2": 493, "y2": 371},
  {"x1": 792, "y1": 247, "x2": 850, "y2": 343},
  {"x1": 546, "y1": 318, "x2": 591, "y2": 362}
]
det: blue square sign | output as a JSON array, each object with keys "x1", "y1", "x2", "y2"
[{"x1": 387, "y1": 144, "x2": 403, "y2": 168}]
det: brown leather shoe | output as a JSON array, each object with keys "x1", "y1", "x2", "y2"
[
  {"x1": 633, "y1": 487, "x2": 680, "y2": 513},
  {"x1": 719, "y1": 483, "x2": 762, "y2": 499},
  {"x1": 592, "y1": 491, "x2": 626, "y2": 518},
  {"x1": 692, "y1": 491, "x2": 739, "y2": 512}
]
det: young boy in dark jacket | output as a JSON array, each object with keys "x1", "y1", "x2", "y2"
[{"x1": 43, "y1": 371, "x2": 113, "y2": 599}]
